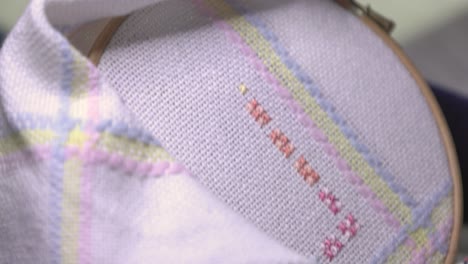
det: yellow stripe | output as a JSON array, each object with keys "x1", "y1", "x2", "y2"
[
  {"x1": 0, "y1": 130, "x2": 55, "y2": 155},
  {"x1": 67, "y1": 127, "x2": 88, "y2": 146},
  {"x1": 0, "y1": 128, "x2": 171, "y2": 163},
  {"x1": 60, "y1": 50, "x2": 85, "y2": 264},
  {"x1": 429, "y1": 252, "x2": 445, "y2": 264},
  {"x1": 411, "y1": 227, "x2": 431, "y2": 248},
  {"x1": 431, "y1": 194, "x2": 452, "y2": 226},
  {"x1": 98, "y1": 132, "x2": 172, "y2": 162},
  {"x1": 206, "y1": 0, "x2": 411, "y2": 223},
  {"x1": 60, "y1": 157, "x2": 82, "y2": 264}
]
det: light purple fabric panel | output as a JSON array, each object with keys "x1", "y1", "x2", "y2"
[
  {"x1": 0, "y1": 157, "x2": 49, "y2": 263},
  {"x1": 244, "y1": 0, "x2": 450, "y2": 204},
  {"x1": 99, "y1": 0, "x2": 394, "y2": 262}
]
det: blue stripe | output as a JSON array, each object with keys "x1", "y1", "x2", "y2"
[
  {"x1": 96, "y1": 120, "x2": 161, "y2": 146},
  {"x1": 226, "y1": 0, "x2": 418, "y2": 208},
  {"x1": 48, "y1": 37, "x2": 74, "y2": 264},
  {"x1": 370, "y1": 179, "x2": 452, "y2": 264}
]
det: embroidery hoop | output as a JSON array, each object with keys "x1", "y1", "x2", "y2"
[{"x1": 70, "y1": 3, "x2": 463, "y2": 263}]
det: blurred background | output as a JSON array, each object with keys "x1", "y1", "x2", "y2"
[{"x1": 1, "y1": 0, "x2": 467, "y2": 260}]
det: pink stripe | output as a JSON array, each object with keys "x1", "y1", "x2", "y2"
[
  {"x1": 79, "y1": 63, "x2": 100, "y2": 264},
  {"x1": 0, "y1": 144, "x2": 185, "y2": 179},
  {"x1": 192, "y1": 0, "x2": 400, "y2": 229},
  {"x1": 0, "y1": 145, "x2": 51, "y2": 164}
]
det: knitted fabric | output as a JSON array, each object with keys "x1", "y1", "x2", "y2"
[
  {"x1": 0, "y1": 0, "x2": 309, "y2": 263},
  {"x1": 0, "y1": 0, "x2": 455, "y2": 263}
]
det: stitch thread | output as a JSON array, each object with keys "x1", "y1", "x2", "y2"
[
  {"x1": 239, "y1": 83, "x2": 248, "y2": 95},
  {"x1": 269, "y1": 129, "x2": 295, "y2": 158},
  {"x1": 321, "y1": 235, "x2": 343, "y2": 261},
  {"x1": 281, "y1": 143, "x2": 295, "y2": 159},
  {"x1": 246, "y1": 99, "x2": 271, "y2": 127},
  {"x1": 318, "y1": 187, "x2": 341, "y2": 215},
  {"x1": 337, "y1": 213, "x2": 359, "y2": 241},
  {"x1": 294, "y1": 155, "x2": 320, "y2": 186}
]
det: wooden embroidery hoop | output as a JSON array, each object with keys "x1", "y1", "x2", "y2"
[{"x1": 72, "y1": 2, "x2": 463, "y2": 263}]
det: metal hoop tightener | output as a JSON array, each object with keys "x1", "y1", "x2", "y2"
[{"x1": 335, "y1": 0, "x2": 395, "y2": 34}]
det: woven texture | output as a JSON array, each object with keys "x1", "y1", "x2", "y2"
[
  {"x1": 0, "y1": 0, "x2": 455, "y2": 263},
  {"x1": 99, "y1": 0, "x2": 455, "y2": 263}
]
